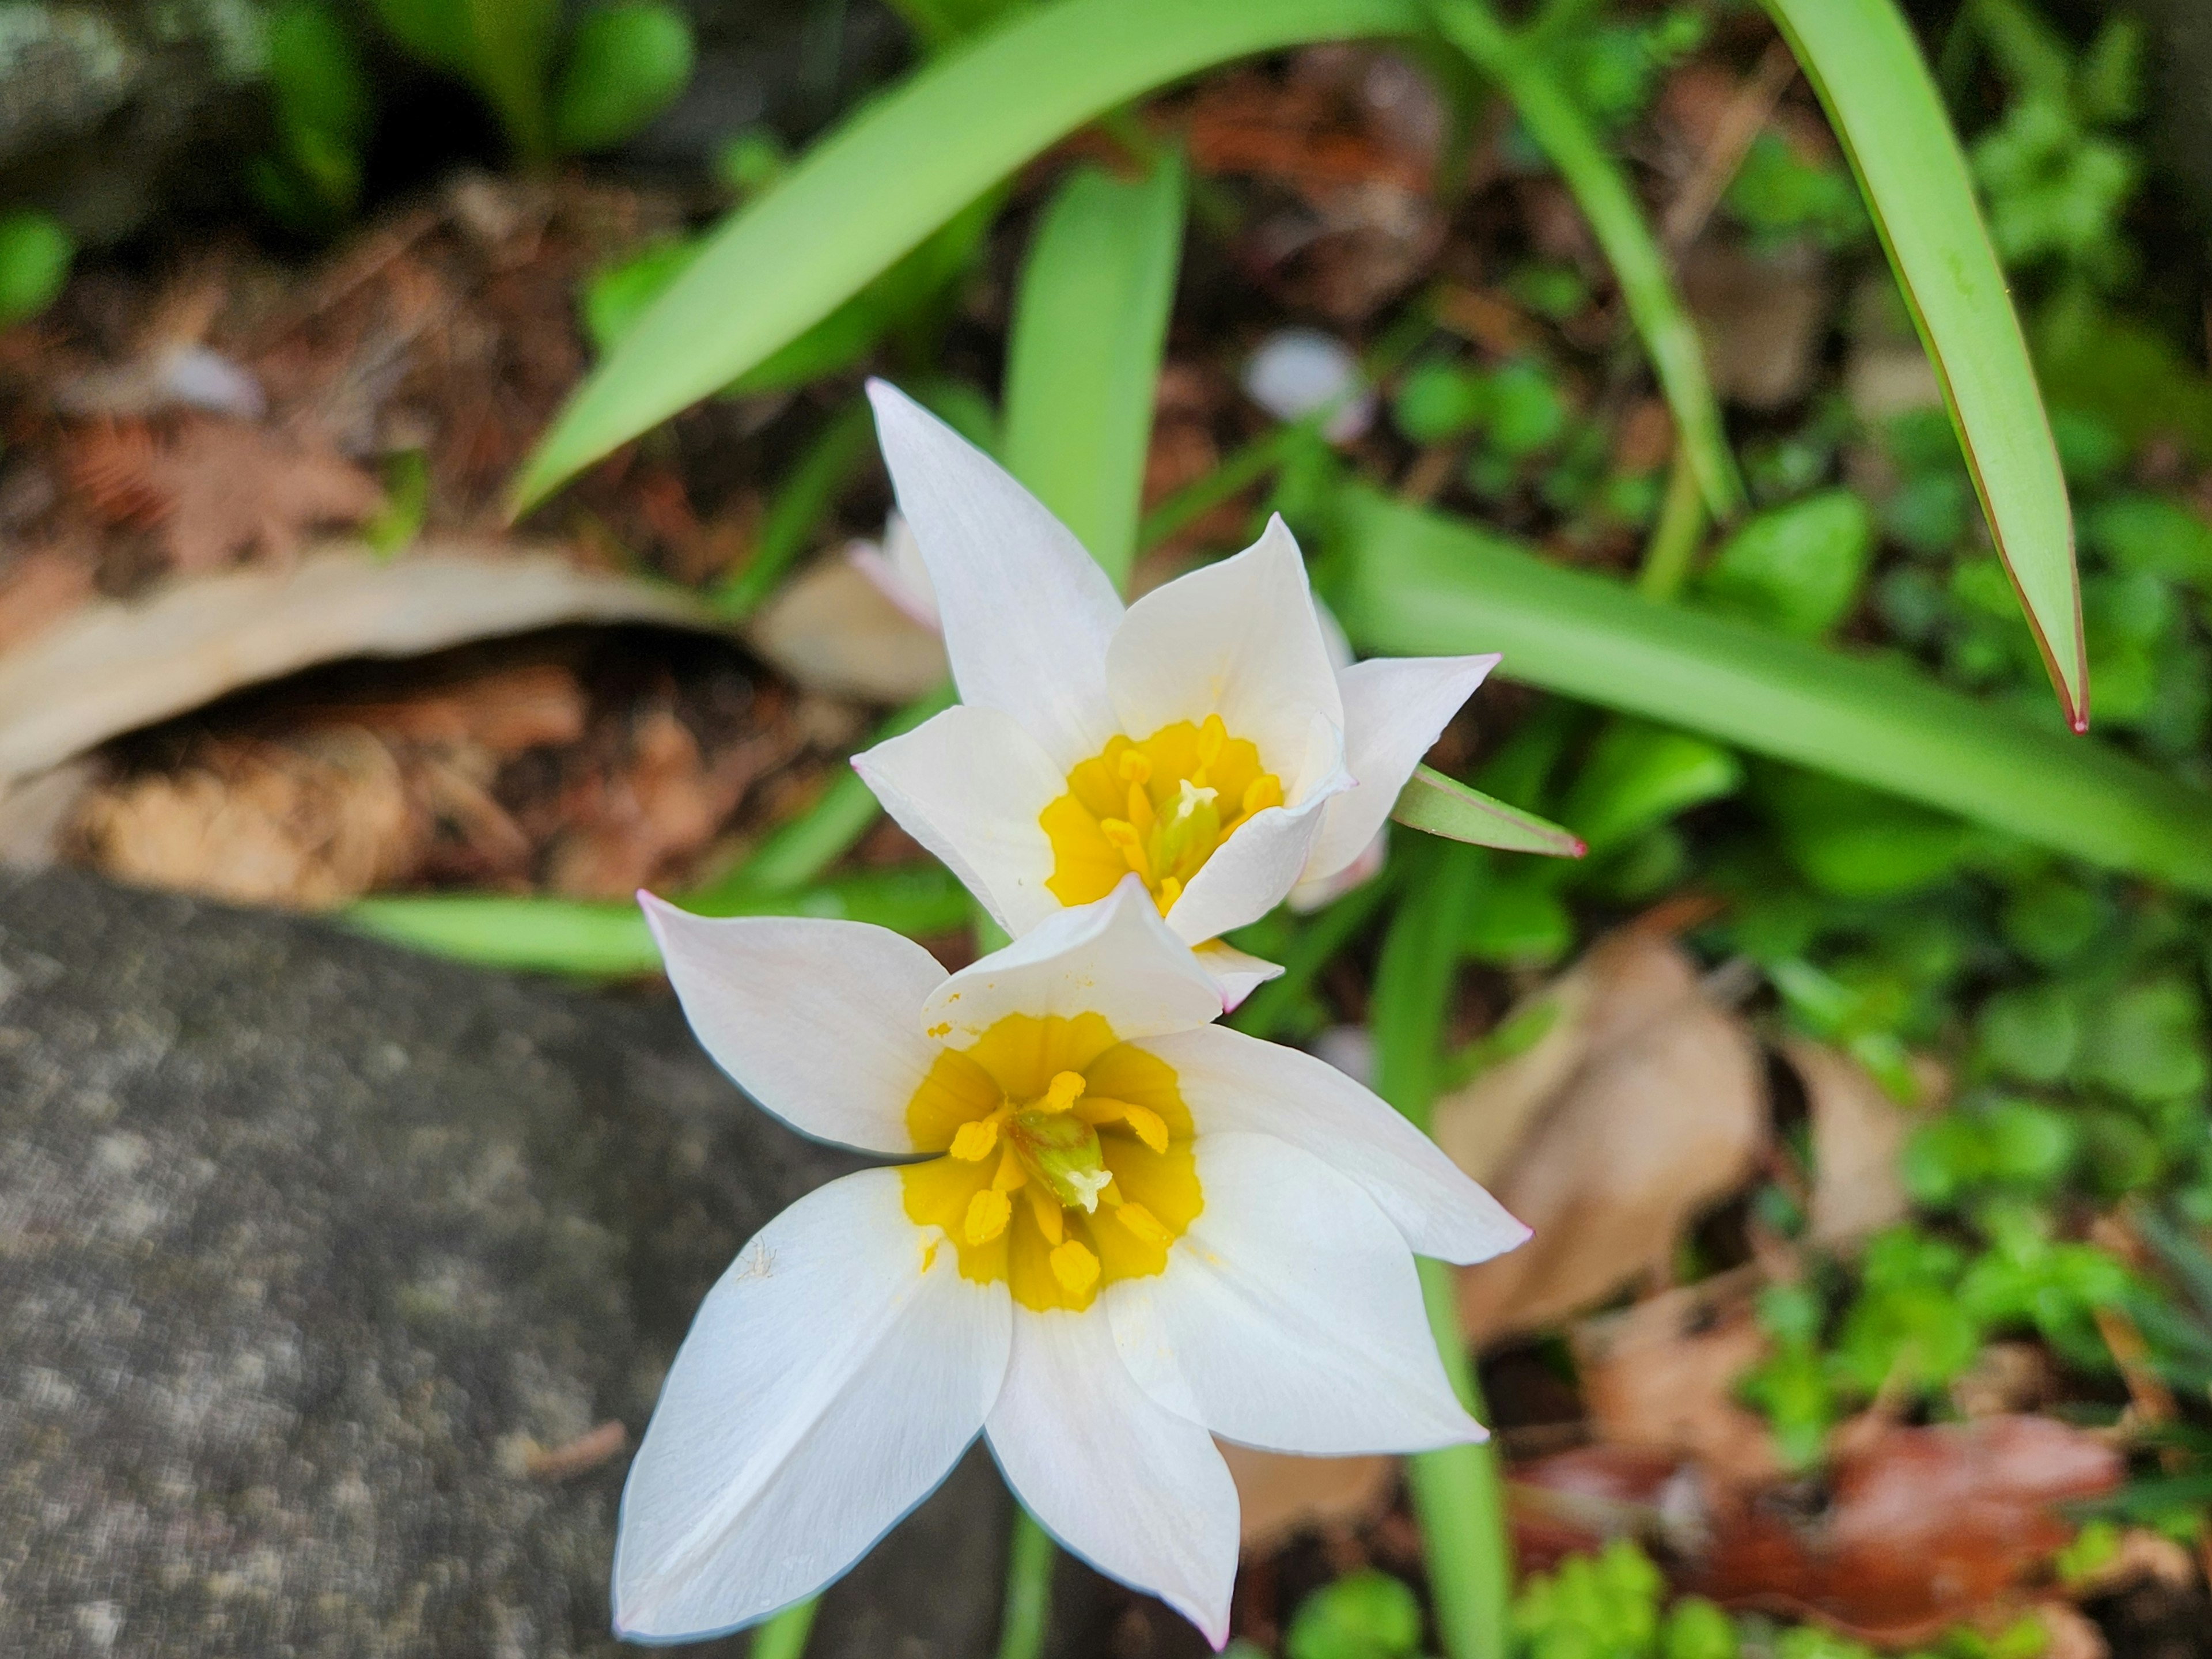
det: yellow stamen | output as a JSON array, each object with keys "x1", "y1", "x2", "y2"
[
  {"x1": 1154, "y1": 876, "x2": 1181, "y2": 915},
  {"x1": 1027, "y1": 1186, "x2": 1065, "y2": 1245},
  {"x1": 1116, "y1": 1203, "x2": 1171, "y2": 1247},
  {"x1": 1241, "y1": 774, "x2": 1285, "y2": 817},
  {"x1": 1126, "y1": 781, "x2": 1156, "y2": 835},
  {"x1": 950, "y1": 1118, "x2": 999, "y2": 1161},
  {"x1": 1118, "y1": 749, "x2": 1152, "y2": 786},
  {"x1": 964, "y1": 1188, "x2": 1011, "y2": 1245},
  {"x1": 1120, "y1": 1104, "x2": 1169, "y2": 1153},
  {"x1": 1196, "y1": 713, "x2": 1227, "y2": 768},
  {"x1": 1038, "y1": 1071, "x2": 1087, "y2": 1114},
  {"x1": 1049, "y1": 1239, "x2": 1100, "y2": 1296},
  {"x1": 1099, "y1": 819, "x2": 1153, "y2": 883},
  {"x1": 991, "y1": 1145, "x2": 1028, "y2": 1192}
]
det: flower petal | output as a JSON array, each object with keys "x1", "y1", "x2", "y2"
[
  {"x1": 643, "y1": 894, "x2": 945, "y2": 1154},
  {"x1": 852, "y1": 704, "x2": 1066, "y2": 936},
  {"x1": 1105, "y1": 516, "x2": 1343, "y2": 793},
  {"x1": 987, "y1": 1307, "x2": 1238, "y2": 1646},
  {"x1": 1191, "y1": 939, "x2": 1284, "y2": 1012},
  {"x1": 1139, "y1": 1024, "x2": 1529, "y2": 1265},
  {"x1": 614, "y1": 1168, "x2": 1012, "y2": 1642},
  {"x1": 1108, "y1": 1131, "x2": 1483, "y2": 1455},
  {"x1": 1287, "y1": 824, "x2": 1387, "y2": 913},
  {"x1": 1301, "y1": 653, "x2": 1501, "y2": 886},
  {"x1": 868, "y1": 380, "x2": 1121, "y2": 769},
  {"x1": 1163, "y1": 732, "x2": 1347, "y2": 947},
  {"x1": 924, "y1": 878, "x2": 1222, "y2": 1049}
]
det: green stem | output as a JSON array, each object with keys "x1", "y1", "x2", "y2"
[
  {"x1": 995, "y1": 1507, "x2": 1057, "y2": 1659},
  {"x1": 713, "y1": 399, "x2": 876, "y2": 619},
  {"x1": 751, "y1": 1597, "x2": 820, "y2": 1659},
  {"x1": 1369, "y1": 843, "x2": 1511, "y2": 1659},
  {"x1": 1634, "y1": 442, "x2": 1706, "y2": 601}
]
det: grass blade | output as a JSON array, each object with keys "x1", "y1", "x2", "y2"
[
  {"x1": 512, "y1": 0, "x2": 1421, "y2": 508},
  {"x1": 1003, "y1": 153, "x2": 1188, "y2": 586},
  {"x1": 1331, "y1": 488, "x2": 2212, "y2": 892},
  {"x1": 1762, "y1": 0, "x2": 2085, "y2": 729},
  {"x1": 1429, "y1": 0, "x2": 1744, "y2": 521},
  {"x1": 1393, "y1": 763, "x2": 1586, "y2": 858}
]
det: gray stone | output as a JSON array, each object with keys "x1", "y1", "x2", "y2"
[{"x1": 0, "y1": 866, "x2": 1018, "y2": 1657}]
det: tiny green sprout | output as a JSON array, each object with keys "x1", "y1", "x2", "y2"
[
  {"x1": 552, "y1": 1, "x2": 697, "y2": 154},
  {"x1": 1287, "y1": 1570, "x2": 1425, "y2": 1659},
  {"x1": 0, "y1": 210, "x2": 73, "y2": 330},
  {"x1": 716, "y1": 128, "x2": 789, "y2": 198}
]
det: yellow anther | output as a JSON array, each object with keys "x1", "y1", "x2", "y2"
[
  {"x1": 1039, "y1": 1071, "x2": 1087, "y2": 1113},
  {"x1": 1116, "y1": 1202, "x2": 1171, "y2": 1247},
  {"x1": 1117, "y1": 749, "x2": 1152, "y2": 786},
  {"x1": 991, "y1": 1145, "x2": 1028, "y2": 1192},
  {"x1": 1120, "y1": 1103, "x2": 1169, "y2": 1154},
  {"x1": 950, "y1": 1119, "x2": 999, "y2": 1161},
  {"x1": 1099, "y1": 819, "x2": 1154, "y2": 883},
  {"x1": 963, "y1": 1188, "x2": 1012, "y2": 1245},
  {"x1": 1241, "y1": 774, "x2": 1285, "y2": 817},
  {"x1": 1154, "y1": 876, "x2": 1181, "y2": 915},
  {"x1": 1027, "y1": 1186, "x2": 1065, "y2": 1246},
  {"x1": 1049, "y1": 1239, "x2": 1101, "y2": 1296},
  {"x1": 1196, "y1": 713, "x2": 1228, "y2": 768}
]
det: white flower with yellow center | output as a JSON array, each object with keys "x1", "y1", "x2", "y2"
[
  {"x1": 851, "y1": 381, "x2": 1501, "y2": 1004},
  {"x1": 615, "y1": 879, "x2": 1527, "y2": 1645}
]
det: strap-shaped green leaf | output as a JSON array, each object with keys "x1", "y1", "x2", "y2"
[
  {"x1": 511, "y1": 0, "x2": 1421, "y2": 508},
  {"x1": 1763, "y1": 0, "x2": 2085, "y2": 729},
  {"x1": 1332, "y1": 488, "x2": 2212, "y2": 892},
  {"x1": 1391, "y1": 763, "x2": 1586, "y2": 858}
]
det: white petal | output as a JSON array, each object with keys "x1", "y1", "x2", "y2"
[
  {"x1": 1164, "y1": 737, "x2": 1347, "y2": 947},
  {"x1": 1301, "y1": 654, "x2": 1500, "y2": 885},
  {"x1": 847, "y1": 510, "x2": 940, "y2": 628},
  {"x1": 1192, "y1": 940, "x2": 1284, "y2": 1012},
  {"x1": 987, "y1": 1308, "x2": 1238, "y2": 1646},
  {"x1": 1140, "y1": 1024, "x2": 1529, "y2": 1265},
  {"x1": 1288, "y1": 824, "x2": 1387, "y2": 912},
  {"x1": 1105, "y1": 516, "x2": 1343, "y2": 793},
  {"x1": 643, "y1": 895, "x2": 945, "y2": 1154},
  {"x1": 614, "y1": 1168, "x2": 1012, "y2": 1642},
  {"x1": 868, "y1": 380, "x2": 1122, "y2": 769},
  {"x1": 1109, "y1": 1132, "x2": 1482, "y2": 1455},
  {"x1": 852, "y1": 704, "x2": 1066, "y2": 937},
  {"x1": 924, "y1": 878, "x2": 1221, "y2": 1049}
]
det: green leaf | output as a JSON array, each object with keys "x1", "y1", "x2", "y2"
[
  {"x1": 552, "y1": 1, "x2": 696, "y2": 154},
  {"x1": 1755, "y1": 766, "x2": 1974, "y2": 897},
  {"x1": 1286, "y1": 1571, "x2": 1425, "y2": 1659},
  {"x1": 1427, "y1": 0, "x2": 1744, "y2": 521},
  {"x1": 1329, "y1": 488, "x2": 2212, "y2": 893},
  {"x1": 464, "y1": 0, "x2": 559, "y2": 161},
  {"x1": 0, "y1": 211, "x2": 73, "y2": 329},
  {"x1": 1761, "y1": 0, "x2": 2085, "y2": 729},
  {"x1": 1699, "y1": 488, "x2": 1874, "y2": 638},
  {"x1": 1002, "y1": 153, "x2": 1187, "y2": 586},
  {"x1": 512, "y1": 0, "x2": 1423, "y2": 507},
  {"x1": 1391, "y1": 762, "x2": 1585, "y2": 858},
  {"x1": 1559, "y1": 719, "x2": 1740, "y2": 853}
]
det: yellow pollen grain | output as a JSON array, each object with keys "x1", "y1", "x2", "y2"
[
  {"x1": 1116, "y1": 1203, "x2": 1171, "y2": 1247},
  {"x1": 1120, "y1": 1103, "x2": 1169, "y2": 1153},
  {"x1": 1027, "y1": 1186, "x2": 1065, "y2": 1245},
  {"x1": 963, "y1": 1188, "x2": 1011, "y2": 1245},
  {"x1": 1049, "y1": 1239, "x2": 1100, "y2": 1296},
  {"x1": 950, "y1": 1119, "x2": 999, "y2": 1161},
  {"x1": 1242, "y1": 774, "x2": 1285, "y2": 816},
  {"x1": 1040, "y1": 1071, "x2": 1086, "y2": 1113}
]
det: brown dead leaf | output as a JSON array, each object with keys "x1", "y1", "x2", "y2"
[
  {"x1": 1789, "y1": 1039, "x2": 1916, "y2": 1247},
  {"x1": 2031, "y1": 1602, "x2": 2109, "y2": 1659},
  {"x1": 1681, "y1": 241, "x2": 1830, "y2": 411},
  {"x1": 542, "y1": 705, "x2": 773, "y2": 898},
  {"x1": 745, "y1": 555, "x2": 949, "y2": 704},
  {"x1": 1221, "y1": 1443, "x2": 1396, "y2": 1550},
  {"x1": 1435, "y1": 930, "x2": 1766, "y2": 1340},
  {"x1": 66, "y1": 417, "x2": 384, "y2": 573},
  {"x1": 304, "y1": 662, "x2": 588, "y2": 754},
  {"x1": 0, "y1": 548, "x2": 94, "y2": 651},
  {"x1": 1572, "y1": 1275, "x2": 1783, "y2": 1491}
]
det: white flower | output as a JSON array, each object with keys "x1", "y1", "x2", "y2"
[
  {"x1": 616, "y1": 878, "x2": 1528, "y2": 1646},
  {"x1": 850, "y1": 380, "x2": 1499, "y2": 1004}
]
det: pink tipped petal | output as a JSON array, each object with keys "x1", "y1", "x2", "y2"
[
  {"x1": 1105, "y1": 516, "x2": 1343, "y2": 788},
  {"x1": 987, "y1": 1308, "x2": 1238, "y2": 1646},
  {"x1": 1191, "y1": 939, "x2": 1284, "y2": 1011},
  {"x1": 642, "y1": 895, "x2": 946, "y2": 1154},
  {"x1": 1108, "y1": 1132, "x2": 1484, "y2": 1456},
  {"x1": 924, "y1": 878, "x2": 1221, "y2": 1050},
  {"x1": 867, "y1": 380, "x2": 1120, "y2": 769},
  {"x1": 1302, "y1": 654, "x2": 1501, "y2": 887},
  {"x1": 613, "y1": 1169, "x2": 1012, "y2": 1642},
  {"x1": 1140, "y1": 1024, "x2": 1529, "y2": 1265},
  {"x1": 852, "y1": 704, "x2": 1067, "y2": 938}
]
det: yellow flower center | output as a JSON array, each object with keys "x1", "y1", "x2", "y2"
[
  {"x1": 1039, "y1": 714, "x2": 1285, "y2": 915},
  {"x1": 900, "y1": 1010, "x2": 1202, "y2": 1312}
]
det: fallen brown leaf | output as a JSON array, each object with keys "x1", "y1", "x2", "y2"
[
  {"x1": 0, "y1": 548, "x2": 94, "y2": 652},
  {"x1": 745, "y1": 554, "x2": 949, "y2": 704},
  {"x1": 1789, "y1": 1039, "x2": 1916, "y2": 1247},
  {"x1": 1221, "y1": 1443, "x2": 1396, "y2": 1550},
  {"x1": 1436, "y1": 930, "x2": 1766, "y2": 1340}
]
